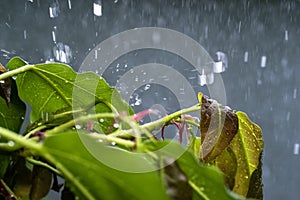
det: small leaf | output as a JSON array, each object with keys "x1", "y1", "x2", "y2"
[
  {"x1": 229, "y1": 111, "x2": 263, "y2": 197},
  {"x1": 200, "y1": 94, "x2": 238, "y2": 162},
  {"x1": 0, "y1": 63, "x2": 11, "y2": 107},
  {"x1": 0, "y1": 79, "x2": 26, "y2": 133},
  {"x1": 30, "y1": 165, "x2": 52, "y2": 200}
]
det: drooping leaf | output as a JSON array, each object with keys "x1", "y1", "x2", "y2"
[
  {"x1": 246, "y1": 153, "x2": 263, "y2": 199},
  {"x1": 199, "y1": 93, "x2": 238, "y2": 162},
  {"x1": 228, "y1": 111, "x2": 263, "y2": 197},
  {"x1": 7, "y1": 57, "x2": 132, "y2": 123},
  {"x1": 0, "y1": 59, "x2": 26, "y2": 133},
  {"x1": 146, "y1": 141, "x2": 245, "y2": 200},
  {"x1": 215, "y1": 147, "x2": 237, "y2": 190},
  {"x1": 30, "y1": 165, "x2": 52, "y2": 200},
  {"x1": 163, "y1": 157, "x2": 193, "y2": 200},
  {"x1": 41, "y1": 131, "x2": 169, "y2": 200},
  {"x1": 0, "y1": 63, "x2": 11, "y2": 107}
]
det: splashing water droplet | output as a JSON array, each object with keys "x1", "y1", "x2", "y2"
[
  {"x1": 93, "y1": 0, "x2": 102, "y2": 16},
  {"x1": 53, "y1": 42, "x2": 72, "y2": 63},
  {"x1": 49, "y1": 2, "x2": 60, "y2": 18},
  {"x1": 198, "y1": 74, "x2": 206, "y2": 86},
  {"x1": 144, "y1": 84, "x2": 151, "y2": 91}
]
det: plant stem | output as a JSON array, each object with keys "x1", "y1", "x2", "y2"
[
  {"x1": 0, "y1": 127, "x2": 41, "y2": 151},
  {"x1": 26, "y1": 157, "x2": 62, "y2": 176},
  {"x1": 111, "y1": 103, "x2": 201, "y2": 138},
  {"x1": 0, "y1": 64, "x2": 33, "y2": 80},
  {"x1": 46, "y1": 113, "x2": 116, "y2": 135}
]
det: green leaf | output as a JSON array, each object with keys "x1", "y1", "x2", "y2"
[
  {"x1": 146, "y1": 141, "x2": 245, "y2": 200},
  {"x1": 199, "y1": 94, "x2": 238, "y2": 162},
  {"x1": 30, "y1": 165, "x2": 52, "y2": 200},
  {"x1": 7, "y1": 57, "x2": 132, "y2": 122},
  {"x1": 41, "y1": 131, "x2": 169, "y2": 200},
  {"x1": 228, "y1": 111, "x2": 263, "y2": 197}
]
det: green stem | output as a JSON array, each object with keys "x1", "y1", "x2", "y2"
[
  {"x1": 46, "y1": 113, "x2": 116, "y2": 135},
  {"x1": 0, "y1": 64, "x2": 33, "y2": 80},
  {"x1": 111, "y1": 103, "x2": 201, "y2": 138},
  {"x1": 0, "y1": 127, "x2": 41, "y2": 151},
  {"x1": 26, "y1": 157, "x2": 62, "y2": 176}
]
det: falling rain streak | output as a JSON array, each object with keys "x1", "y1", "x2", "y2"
[
  {"x1": 244, "y1": 51, "x2": 248, "y2": 62},
  {"x1": 294, "y1": 143, "x2": 299, "y2": 155},
  {"x1": 260, "y1": 56, "x2": 267, "y2": 68},
  {"x1": 49, "y1": 2, "x2": 60, "y2": 18}
]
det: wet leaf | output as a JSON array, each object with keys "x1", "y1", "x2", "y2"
[
  {"x1": 7, "y1": 57, "x2": 132, "y2": 122},
  {"x1": 0, "y1": 63, "x2": 11, "y2": 107},
  {"x1": 215, "y1": 147, "x2": 237, "y2": 190},
  {"x1": 0, "y1": 60, "x2": 26, "y2": 133},
  {"x1": 146, "y1": 141, "x2": 245, "y2": 200},
  {"x1": 41, "y1": 131, "x2": 169, "y2": 200},
  {"x1": 163, "y1": 157, "x2": 193, "y2": 200},
  {"x1": 30, "y1": 165, "x2": 52, "y2": 200},
  {"x1": 199, "y1": 93, "x2": 238, "y2": 162},
  {"x1": 229, "y1": 111, "x2": 263, "y2": 197}
]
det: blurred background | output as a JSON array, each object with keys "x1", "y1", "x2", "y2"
[{"x1": 0, "y1": 0, "x2": 299, "y2": 199}]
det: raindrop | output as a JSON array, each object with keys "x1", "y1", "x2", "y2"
[
  {"x1": 23, "y1": 30, "x2": 27, "y2": 39},
  {"x1": 99, "y1": 118, "x2": 104, "y2": 123},
  {"x1": 8, "y1": 141, "x2": 15, "y2": 147},
  {"x1": 134, "y1": 94, "x2": 142, "y2": 106},
  {"x1": 75, "y1": 124, "x2": 82, "y2": 130},
  {"x1": 144, "y1": 84, "x2": 151, "y2": 91},
  {"x1": 286, "y1": 111, "x2": 290, "y2": 121},
  {"x1": 206, "y1": 72, "x2": 214, "y2": 84},
  {"x1": 68, "y1": 0, "x2": 72, "y2": 9},
  {"x1": 53, "y1": 42, "x2": 72, "y2": 63},
  {"x1": 52, "y1": 26, "x2": 57, "y2": 43},
  {"x1": 284, "y1": 30, "x2": 289, "y2": 41},
  {"x1": 213, "y1": 61, "x2": 224, "y2": 73},
  {"x1": 114, "y1": 0, "x2": 118, "y2": 3},
  {"x1": 94, "y1": 49, "x2": 98, "y2": 59},
  {"x1": 28, "y1": 0, "x2": 33, "y2": 2},
  {"x1": 244, "y1": 51, "x2": 248, "y2": 62},
  {"x1": 293, "y1": 143, "x2": 299, "y2": 155},
  {"x1": 49, "y1": 2, "x2": 60, "y2": 18},
  {"x1": 113, "y1": 123, "x2": 119, "y2": 128},
  {"x1": 293, "y1": 88, "x2": 297, "y2": 99},
  {"x1": 198, "y1": 69, "x2": 207, "y2": 86},
  {"x1": 0, "y1": 80, "x2": 4, "y2": 84},
  {"x1": 260, "y1": 56, "x2": 267, "y2": 68},
  {"x1": 111, "y1": 142, "x2": 116, "y2": 146},
  {"x1": 93, "y1": 0, "x2": 102, "y2": 16},
  {"x1": 98, "y1": 139, "x2": 103, "y2": 143},
  {"x1": 204, "y1": 25, "x2": 208, "y2": 39},
  {"x1": 215, "y1": 51, "x2": 228, "y2": 71}
]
